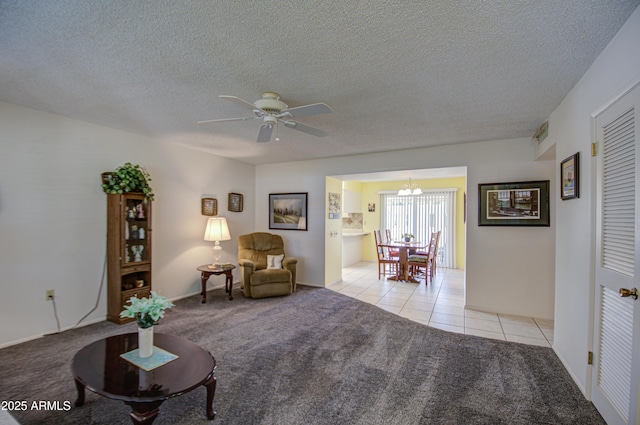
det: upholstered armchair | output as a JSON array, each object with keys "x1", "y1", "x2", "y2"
[{"x1": 237, "y1": 232, "x2": 298, "y2": 299}]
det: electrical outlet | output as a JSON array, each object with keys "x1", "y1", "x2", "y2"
[{"x1": 46, "y1": 289, "x2": 54, "y2": 300}]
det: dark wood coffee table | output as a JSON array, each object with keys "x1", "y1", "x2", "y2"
[{"x1": 71, "y1": 333, "x2": 216, "y2": 424}]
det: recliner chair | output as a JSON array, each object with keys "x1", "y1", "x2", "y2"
[{"x1": 237, "y1": 232, "x2": 298, "y2": 298}]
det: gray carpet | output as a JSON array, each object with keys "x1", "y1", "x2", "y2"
[{"x1": 0, "y1": 286, "x2": 604, "y2": 425}]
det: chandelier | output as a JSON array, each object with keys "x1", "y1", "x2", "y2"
[{"x1": 398, "y1": 178, "x2": 423, "y2": 196}]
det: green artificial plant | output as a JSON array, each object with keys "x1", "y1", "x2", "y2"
[
  {"x1": 120, "y1": 291, "x2": 174, "y2": 328},
  {"x1": 102, "y1": 162, "x2": 154, "y2": 202}
]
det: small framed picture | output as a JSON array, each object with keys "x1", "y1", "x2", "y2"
[
  {"x1": 228, "y1": 192, "x2": 244, "y2": 212},
  {"x1": 328, "y1": 192, "x2": 340, "y2": 219},
  {"x1": 201, "y1": 198, "x2": 217, "y2": 216},
  {"x1": 269, "y1": 192, "x2": 308, "y2": 231},
  {"x1": 561, "y1": 152, "x2": 580, "y2": 200}
]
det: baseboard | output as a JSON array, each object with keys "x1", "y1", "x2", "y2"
[
  {"x1": 322, "y1": 278, "x2": 342, "y2": 287},
  {"x1": 297, "y1": 281, "x2": 324, "y2": 288},
  {"x1": 0, "y1": 333, "x2": 44, "y2": 350},
  {"x1": 171, "y1": 280, "x2": 232, "y2": 302},
  {"x1": 1, "y1": 281, "x2": 312, "y2": 349},
  {"x1": 0, "y1": 316, "x2": 106, "y2": 349}
]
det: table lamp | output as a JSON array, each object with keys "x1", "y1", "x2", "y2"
[{"x1": 203, "y1": 217, "x2": 231, "y2": 266}]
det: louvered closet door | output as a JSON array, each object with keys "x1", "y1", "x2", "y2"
[{"x1": 592, "y1": 83, "x2": 640, "y2": 425}]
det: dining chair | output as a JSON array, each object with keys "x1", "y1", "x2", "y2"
[
  {"x1": 414, "y1": 231, "x2": 440, "y2": 281},
  {"x1": 385, "y1": 229, "x2": 400, "y2": 259},
  {"x1": 408, "y1": 231, "x2": 440, "y2": 284},
  {"x1": 430, "y1": 231, "x2": 441, "y2": 280},
  {"x1": 415, "y1": 232, "x2": 436, "y2": 256},
  {"x1": 374, "y1": 230, "x2": 399, "y2": 279},
  {"x1": 412, "y1": 232, "x2": 435, "y2": 276},
  {"x1": 407, "y1": 247, "x2": 433, "y2": 284}
]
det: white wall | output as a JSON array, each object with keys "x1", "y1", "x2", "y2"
[
  {"x1": 325, "y1": 177, "x2": 343, "y2": 284},
  {"x1": 256, "y1": 137, "x2": 555, "y2": 319},
  {"x1": 550, "y1": 6, "x2": 640, "y2": 395},
  {"x1": 0, "y1": 102, "x2": 255, "y2": 347}
]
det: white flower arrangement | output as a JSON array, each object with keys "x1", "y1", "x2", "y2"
[{"x1": 120, "y1": 291, "x2": 174, "y2": 328}]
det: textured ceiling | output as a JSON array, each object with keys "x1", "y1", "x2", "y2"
[{"x1": 1, "y1": 1, "x2": 638, "y2": 165}]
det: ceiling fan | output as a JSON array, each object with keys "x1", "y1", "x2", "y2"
[{"x1": 197, "y1": 92, "x2": 333, "y2": 143}]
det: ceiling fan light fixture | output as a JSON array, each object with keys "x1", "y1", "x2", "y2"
[{"x1": 263, "y1": 116, "x2": 278, "y2": 127}]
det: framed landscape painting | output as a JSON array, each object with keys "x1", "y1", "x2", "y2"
[
  {"x1": 478, "y1": 180, "x2": 550, "y2": 226},
  {"x1": 269, "y1": 192, "x2": 308, "y2": 231}
]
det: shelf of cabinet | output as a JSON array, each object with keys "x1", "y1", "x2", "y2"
[{"x1": 107, "y1": 193, "x2": 152, "y2": 324}]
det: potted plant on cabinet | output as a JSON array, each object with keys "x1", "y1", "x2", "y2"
[{"x1": 102, "y1": 162, "x2": 154, "y2": 202}]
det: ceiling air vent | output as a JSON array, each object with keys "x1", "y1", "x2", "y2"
[{"x1": 533, "y1": 121, "x2": 548, "y2": 145}]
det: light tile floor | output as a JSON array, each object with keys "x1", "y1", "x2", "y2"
[{"x1": 328, "y1": 261, "x2": 554, "y2": 347}]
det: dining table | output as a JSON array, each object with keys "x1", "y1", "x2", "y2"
[{"x1": 378, "y1": 240, "x2": 427, "y2": 283}]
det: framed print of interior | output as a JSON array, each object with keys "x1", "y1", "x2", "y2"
[
  {"x1": 228, "y1": 192, "x2": 244, "y2": 212},
  {"x1": 478, "y1": 180, "x2": 550, "y2": 226},
  {"x1": 269, "y1": 192, "x2": 308, "y2": 231},
  {"x1": 561, "y1": 152, "x2": 579, "y2": 200}
]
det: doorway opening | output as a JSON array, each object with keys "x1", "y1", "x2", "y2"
[{"x1": 327, "y1": 166, "x2": 467, "y2": 277}]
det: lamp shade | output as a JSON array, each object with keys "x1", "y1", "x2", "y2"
[{"x1": 204, "y1": 217, "x2": 231, "y2": 242}]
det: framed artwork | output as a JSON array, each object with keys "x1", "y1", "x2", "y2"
[
  {"x1": 269, "y1": 192, "x2": 308, "y2": 231},
  {"x1": 368, "y1": 203, "x2": 375, "y2": 212},
  {"x1": 228, "y1": 192, "x2": 244, "y2": 212},
  {"x1": 561, "y1": 152, "x2": 580, "y2": 200},
  {"x1": 201, "y1": 197, "x2": 217, "y2": 216},
  {"x1": 478, "y1": 180, "x2": 550, "y2": 226},
  {"x1": 328, "y1": 192, "x2": 341, "y2": 219}
]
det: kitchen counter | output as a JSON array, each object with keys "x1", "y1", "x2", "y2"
[
  {"x1": 342, "y1": 231, "x2": 368, "y2": 267},
  {"x1": 342, "y1": 231, "x2": 369, "y2": 237}
]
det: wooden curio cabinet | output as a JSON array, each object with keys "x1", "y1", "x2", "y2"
[{"x1": 107, "y1": 193, "x2": 152, "y2": 324}]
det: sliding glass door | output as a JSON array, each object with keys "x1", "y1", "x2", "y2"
[{"x1": 381, "y1": 189, "x2": 456, "y2": 268}]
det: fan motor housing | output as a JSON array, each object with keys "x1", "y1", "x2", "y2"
[{"x1": 254, "y1": 92, "x2": 288, "y2": 114}]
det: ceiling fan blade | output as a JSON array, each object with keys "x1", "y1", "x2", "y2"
[
  {"x1": 197, "y1": 116, "x2": 257, "y2": 124},
  {"x1": 280, "y1": 103, "x2": 333, "y2": 119},
  {"x1": 219, "y1": 95, "x2": 258, "y2": 111},
  {"x1": 257, "y1": 124, "x2": 274, "y2": 143},
  {"x1": 282, "y1": 120, "x2": 329, "y2": 138}
]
